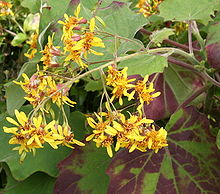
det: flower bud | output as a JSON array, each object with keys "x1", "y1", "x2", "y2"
[
  {"x1": 79, "y1": 18, "x2": 87, "y2": 24},
  {"x1": 73, "y1": 26, "x2": 81, "y2": 30}
]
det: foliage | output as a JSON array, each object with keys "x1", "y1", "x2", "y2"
[{"x1": 1, "y1": 0, "x2": 220, "y2": 193}]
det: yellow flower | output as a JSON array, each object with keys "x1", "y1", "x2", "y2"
[
  {"x1": 86, "y1": 112, "x2": 114, "y2": 157},
  {"x1": 0, "y1": 1, "x2": 13, "y2": 16},
  {"x1": 3, "y1": 110, "x2": 56, "y2": 161},
  {"x1": 50, "y1": 124, "x2": 85, "y2": 149},
  {"x1": 58, "y1": 4, "x2": 85, "y2": 41},
  {"x1": 136, "y1": 127, "x2": 168, "y2": 153},
  {"x1": 136, "y1": 0, "x2": 164, "y2": 17},
  {"x1": 40, "y1": 35, "x2": 61, "y2": 70},
  {"x1": 106, "y1": 66, "x2": 136, "y2": 105},
  {"x1": 71, "y1": 32, "x2": 105, "y2": 58},
  {"x1": 24, "y1": 32, "x2": 38, "y2": 59},
  {"x1": 135, "y1": 75, "x2": 160, "y2": 114},
  {"x1": 14, "y1": 73, "x2": 76, "y2": 108}
]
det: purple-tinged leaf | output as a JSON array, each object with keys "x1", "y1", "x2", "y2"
[
  {"x1": 107, "y1": 106, "x2": 220, "y2": 193},
  {"x1": 143, "y1": 65, "x2": 204, "y2": 120},
  {"x1": 144, "y1": 73, "x2": 178, "y2": 120},
  {"x1": 54, "y1": 142, "x2": 111, "y2": 194},
  {"x1": 206, "y1": 43, "x2": 220, "y2": 69}
]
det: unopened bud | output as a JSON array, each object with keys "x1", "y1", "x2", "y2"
[
  {"x1": 71, "y1": 34, "x2": 81, "y2": 41},
  {"x1": 50, "y1": 46, "x2": 61, "y2": 56},
  {"x1": 73, "y1": 26, "x2": 81, "y2": 30},
  {"x1": 79, "y1": 18, "x2": 87, "y2": 24}
]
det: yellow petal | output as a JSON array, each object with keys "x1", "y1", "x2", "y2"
[
  {"x1": 3, "y1": 127, "x2": 18, "y2": 133},
  {"x1": 129, "y1": 143, "x2": 137, "y2": 153},
  {"x1": 6, "y1": 117, "x2": 19, "y2": 126},
  {"x1": 107, "y1": 145, "x2": 113, "y2": 157},
  {"x1": 86, "y1": 134, "x2": 95, "y2": 141},
  {"x1": 105, "y1": 126, "x2": 118, "y2": 136},
  {"x1": 89, "y1": 18, "x2": 95, "y2": 32}
]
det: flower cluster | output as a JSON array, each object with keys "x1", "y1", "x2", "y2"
[
  {"x1": 136, "y1": 0, "x2": 164, "y2": 17},
  {"x1": 24, "y1": 32, "x2": 38, "y2": 59},
  {"x1": 14, "y1": 72, "x2": 75, "y2": 108},
  {"x1": 86, "y1": 110, "x2": 167, "y2": 157},
  {"x1": 4, "y1": 110, "x2": 84, "y2": 161},
  {"x1": 58, "y1": 5, "x2": 105, "y2": 68},
  {"x1": 106, "y1": 66, "x2": 160, "y2": 112},
  {"x1": 0, "y1": 1, "x2": 13, "y2": 16}
]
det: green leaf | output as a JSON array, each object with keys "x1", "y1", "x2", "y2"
[
  {"x1": 4, "y1": 165, "x2": 55, "y2": 194},
  {"x1": 97, "y1": 2, "x2": 148, "y2": 38},
  {"x1": 206, "y1": 22, "x2": 220, "y2": 45},
  {"x1": 164, "y1": 64, "x2": 204, "y2": 104},
  {"x1": 118, "y1": 54, "x2": 167, "y2": 76},
  {"x1": 23, "y1": 13, "x2": 40, "y2": 32},
  {"x1": 11, "y1": 33, "x2": 27, "y2": 47},
  {"x1": 0, "y1": 110, "x2": 71, "y2": 180},
  {"x1": 84, "y1": 80, "x2": 103, "y2": 92},
  {"x1": 54, "y1": 142, "x2": 111, "y2": 194},
  {"x1": 21, "y1": 0, "x2": 41, "y2": 13},
  {"x1": 5, "y1": 82, "x2": 26, "y2": 116},
  {"x1": 159, "y1": 0, "x2": 215, "y2": 24},
  {"x1": 40, "y1": 0, "x2": 71, "y2": 30},
  {"x1": 69, "y1": 111, "x2": 87, "y2": 141},
  {"x1": 150, "y1": 28, "x2": 174, "y2": 44},
  {"x1": 107, "y1": 107, "x2": 220, "y2": 193},
  {"x1": 217, "y1": 129, "x2": 220, "y2": 149}
]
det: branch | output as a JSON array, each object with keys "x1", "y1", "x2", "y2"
[{"x1": 139, "y1": 28, "x2": 200, "y2": 52}]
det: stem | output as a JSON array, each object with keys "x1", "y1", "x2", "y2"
[
  {"x1": 147, "y1": 47, "x2": 201, "y2": 66},
  {"x1": 188, "y1": 20, "x2": 193, "y2": 55},
  {"x1": 97, "y1": 31, "x2": 145, "y2": 49},
  {"x1": 11, "y1": 17, "x2": 25, "y2": 34},
  {"x1": 31, "y1": 51, "x2": 147, "y2": 117},
  {"x1": 177, "y1": 86, "x2": 209, "y2": 110},
  {"x1": 3, "y1": 28, "x2": 16, "y2": 36},
  {"x1": 191, "y1": 21, "x2": 205, "y2": 50},
  {"x1": 168, "y1": 57, "x2": 197, "y2": 72},
  {"x1": 139, "y1": 28, "x2": 200, "y2": 52},
  {"x1": 203, "y1": 71, "x2": 220, "y2": 87}
]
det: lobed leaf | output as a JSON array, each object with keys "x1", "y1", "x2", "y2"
[
  {"x1": 107, "y1": 106, "x2": 220, "y2": 193},
  {"x1": 54, "y1": 142, "x2": 111, "y2": 194},
  {"x1": 118, "y1": 54, "x2": 167, "y2": 76},
  {"x1": 159, "y1": 0, "x2": 215, "y2": 24}
]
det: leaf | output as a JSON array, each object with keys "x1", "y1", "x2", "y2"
[
  {"x1": 69, "y1": 111, "x2": 87, "y2": 141},
  {"x1": 206, "y1": 21, "x2": 220, "y2": 45},
  {"x1": 11, "y1": 33, "x2": 27, "y2": 47},
  {"x1": 84, "y1": 80, "x2": 103, "y2": 92},
  {"x1": 5, "y1": 82, "x2": 26, "y2": 116},
  {"x1": 205, "y1": 22, "x2": 220, "y2": 68},
  {"x1": 97, "y1": 2, "x2": 148, "y2": 38},
  {"x1": 150, "y1": 28, "x2": 174, "y2": 44},
  {"x1": 0, "y1": 110, "x2": 71, "y2": 180},
  {"x1": 39, "y1": 0, "x2": 71, "y2": 30},
  {"x1": 54, "y1": 142, "x2": 111, "y2": 194},
  {"x1": 107, "y1": 106, "x2": 220, "y2": 193},
  {"x1": 5, "y1": 60, "x2": 38, "y2": 116},
  {"x1": 118, "y1": 54, "x2": 167, "y2": 76},
  {"x1": 217, "y1": 129, "x2": 220, "y2": 149},
  {"x1": 21, "y1": 0, "x2": 41, "y2": 13},
  {"x1": 4, "y1": 165, "x2": 55, "y2": 194},
  {"x1": 159, "y1": 0, "x2": 215, "y2": 24},
  {"x1": 164, "y1": 64, "x2": 204, "y2": 104},
  {"x1": 23, "y1": 13, "x2": 40, "y2": 32},
  {"x1": 143, "y1": 73, "x2": 179, "y2": 120}
]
